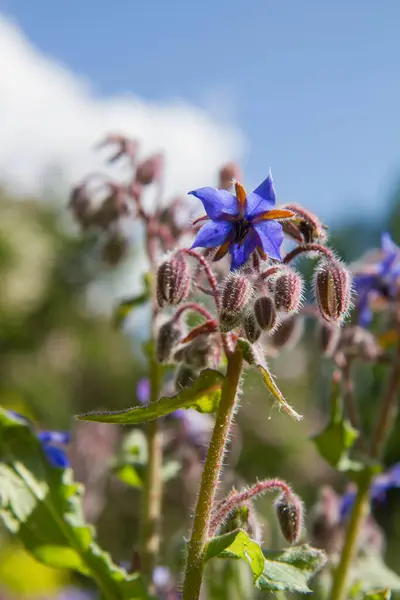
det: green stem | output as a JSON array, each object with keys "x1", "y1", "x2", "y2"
[
  {"x1": 182, "y1": 349, "x2": 243, "y2": 600},
  {"x1": 328, "y1": 477, "x2": 371, "y2": 600},
  {"x1": 139, "y1": 350, "x2": 163, "y2": 583}
]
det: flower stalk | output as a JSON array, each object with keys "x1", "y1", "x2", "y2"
[{"x1": 182, "y1": 348, "x2": 244, "y2": 600}]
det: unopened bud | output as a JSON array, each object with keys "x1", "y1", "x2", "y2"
[
  {"x1": 135, "y1": 153, "x2": 163, "y2": 185},
  {"x1": 69, "y1": 185, "x2": 93, "y2": 228},
  {"x1": 274, "y1": 268, "x2": 303, "y2": 314},
  {"x1": 315, "y1": 260, "x2": 352, "y2": 323},
  {"x1": 218, "y1": 162, "x2": 242, "y2": 191},
  {"x1": 281, "y1": 204, "x2": 327, "y2": 244},
  {"x1": 219, "y1": 503, "x2": 262, "y2": 543},
  {"x1": 157, "y1": 256, "x2": 191, "y2": 307},
  {"x1": 221, "y1": 273, "x2": 253, "y2": 315},
  {"x1": 243, "y1": 311, "x2": 262, "y2": 343},
  {"x1": 275, "y1": 492, "x2": 303, "y2": 544},
  {"x1": 175, "y1": 363, "x2": 198, "y2": 390},
  {"x1": 254, "y1": 296, "x2": 278, "y2": 331},
  {"x1": 102, "y1": 232, "x2": 129, "y2": 265},
  {"x1": 219, "y1": 311, "x2": 243, "y2": 332},
  {"x1": 320, "y1": 323, "x2": 341, "y2": 357},
  {"x1": 184, "y1": 334, "x2": 215, "y2": 369},
  {"x1": 156, "y1": 320, "x2": 182, "y2": 363},
  {"x1": 269, "y1": 315, "x2": 304, "y2": 350},
  {"x1": 93, "y1": 189, "x2": 129, "y2": 229}
]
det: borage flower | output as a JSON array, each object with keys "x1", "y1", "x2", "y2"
[
  {"x1": 189, "y1": 174, "x2": 294, "y2": 270},
  {"x1": 339, "y1": 462, "x2": 400, "y2": 520},
  {"x1": 9, "y1": 411, "x2": 70, "y2": 468},
  {"x1": 353, "y1": 232, "x2": 400, "y2": 327}
]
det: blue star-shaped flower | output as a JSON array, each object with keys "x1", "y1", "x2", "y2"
[
  {"x1": 9, "y1": 411, "x2": 70, "y2": 468},
  {"x1": 339, "y1": 462, "x2": 400, "y2": 520},
  {"x1": 353, "y1": 232, "x2": 400, "y2": 326},
  {"x1": 189, "y1": 174, "x2": 294, "y2": 271}
]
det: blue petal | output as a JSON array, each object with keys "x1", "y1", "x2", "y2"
[
  {"x1": 192, "y1": 220, "x2": 232, "y2": 249},
  {"x1": 246, "y1": 175, "x2": 276, "y2": 217},
  {"x1": 229, "y1": 229, "x2": 259, "y2": 270},
  {"x1": 42, "y1": 444, "x2": 70, "y2": 468},
  {"x1": 381, "y1": 232, "x2": 399, "y2": 255},
  {"x1": 189, "y1": 187, "x2": 239, "y2": 220},
  {"x1": 253, "y1": 220, "x2": 284, "y2": 260},
  {"x1": 137, "y1": 378, "x2": 150, "y2": 404},
  {"x1": 38, "y1": 431, "x2": 71, "y2": 445},
  {"x1": 339, "y1": 491, "x2": 356, "y2": 520}
]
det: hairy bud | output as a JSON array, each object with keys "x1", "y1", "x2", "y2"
[
  {"x1": 314, "y1": 260, "x2": 352, "y2": 323},
  {"x1": 275, "y1": 492, "x2": 303, "y2": 544},
  {"x1": 184, "y1": 334, "x2": 216, "y2": 369},
  {"x1": 175, "y1": 363, "x2": 198, "y2": 390},
  {"x1": 281, "y1": 204, "x2": 327, "y2": 244},
  {"x1": 135, "y1": 153, "x2": 163, "y2": 185},
  {"x1": 219, "y1": 503, "x2": 262, "y2": 543},
  {"x1": 274, "y1": 268, "x2": 303, "y2": 314},
  {"x1": 254, "y1": 296, "x2": 278, "y2": 331},
  {"x1": 69, "y1": 185, "x2": 93, "y2": 228},
  {"x1": 243, "y1": 311, "x2": 262, "y2": 343},
  {"x1": 320, "y1": 323, "x2": 341, "y2": 357},
  {"x1": 156, "y1": 320, "x2": 182, "y2": 363},
  {"x1": 269, "y1": 315, "x2": 304, "y2": 350},
  {"x1": 157, "y1": 256, "x2": 191, "y2": 307},
  {"x1": 220, "y1": 274, "x2": 253, "y2": 331}
]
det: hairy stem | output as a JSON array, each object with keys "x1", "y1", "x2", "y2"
[
  {"x1": 328, "y1": 478, "x2": 370, "y2": 600},
  {"x1": 139, "y1": 354, "x2": 163, "y2": 583},
  {"x1": 182, "y1": 349, "x2": 243, "y2": 600},
  {"x1": 329, "y1": 339, "x2": 400, "y2": 600},
  {"x1": 370, "y1": 339, "x2": 400, "y2": 458},
  {"x1": 283, "y1": 242, "x2": 335, "y2": 264}
]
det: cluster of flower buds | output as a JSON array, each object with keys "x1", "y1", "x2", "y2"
[{"x1": 319, "y1": 323, "x2": 387, "y2": 366}]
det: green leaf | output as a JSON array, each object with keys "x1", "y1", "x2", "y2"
[
  {"x1": 114, "y1": 464, "x2": 143, "y2": 488},
  {"x1": 78, "y1": 368, "x2": 224, "y2": 424},
  {"x1": 350, "y1": 555, "x2": 400, "y2": 593},
  {"x1": 259, "y1": 545, "x2": 327, "y2": 593},
  {"x1": 0, "y1": 409, "x2": 149, "y2": 599},
  {"x1": 204, "y1": 529, "x2": 326, "y2": 594},
  {"x1": 364, "y1": 590, "x2": 391, "y2": 600},
  {"x1": 205, "y1": 529, "x2": 265, "y2": 582},
  {"x1": 237, "y1": 338, "x2": 303, "y2": 421},
  {"x1": 313, "y1": 418, "x2": 358, "y2": 468}
]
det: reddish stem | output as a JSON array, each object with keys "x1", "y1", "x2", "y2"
[{"x1": 283, "y1": 243, "x2": 335, "y2": 264}]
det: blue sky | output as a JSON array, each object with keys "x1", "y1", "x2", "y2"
[{"x1": 2, "y1": 0, "x2": 400, "y2": 223}]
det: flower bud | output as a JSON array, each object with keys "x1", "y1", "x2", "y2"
[
  {"x1": 69, "y1": 185, "x2": 93, "y2": 228},
  {"x1": 320, "y1": 323, "x2": 341, "y2": 357},
  {"x1": 221, "y1": 273, "x2": 253, "y2": 315},
  {"x1": 157, "y1": 256, "x2": 191, "y2": 307},
  {"x1": 243, "y1": 311, "x2": 262, "y2": 343},
  {"x1": 219, "y1": 311, "x2": 243, "y2": 333},
  {"x1": 269, "y1": 315, "x2": 304, "y2": 350},
  {"x1": 281, "y1": 204, "x2": 327, "y2": 243},
  {"x1": 314, "y1": 260, "x2": 352, "y2": 323},
  {"x1": 175, "y1": 363, "x2": 198, "y2": 390},
  {"x1": 274, "y1": 268, "x2": 303, "y2": 314},
  {"x1": 184, "y1": 334, "x2": 215, "y2": 369},
  {"x1": 102, "y1": 232, "x2": 129, "y2": 265},
  {"x1": 218, "y1": 162, "x2": 242, "y2": 191},
  {"x1": 135, "y1": 153, "x2": 163, "y2": 185},
  {"x1": 254, "y1": 296, "x2": 278, "y2": 331},
  {"x1": 219, "y1": 503, "x2": 262, "y2": 543},
  {"x1": 156, "y1": 320, "x2": 182, "y2": 363},
  {"x1": 275, "y1": 492, "x2": 303, "y2": 544}
]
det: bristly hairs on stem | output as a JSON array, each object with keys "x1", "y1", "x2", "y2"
[{"x1": 283, "y1": 243, "x2": 336, "y2": 265}]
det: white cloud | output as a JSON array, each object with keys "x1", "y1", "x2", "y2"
[{"x1": 0, "y1": 15, "x2": 246, "y2": 198}]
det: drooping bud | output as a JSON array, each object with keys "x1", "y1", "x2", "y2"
[
  {"x1": 220, "y1": 273, "x2": 253, "y2": 331},
  {"x1": 314, "y1": 260, "x2": 352, "y2": 323},
  {"x1": 320, "y1": 322, "x2": 341, "y2": 357},
  {"x1": 157, "y1": 255, "x2": 191, "y2": 307},
  {"x1": 243, "y1": 311, "x2": 262, "y2": 343},
  {"x1": 184, "y1": 334, "x2": 216, "y2": 369},
  {"x1": 156, "y1": 320, "x2": 182, "y2": 363},
  {"x1": 175, "y1": 363, "x2": 198, "y2": 390},
  {"x1": 269, "y1": 315, "x2": 304, "y2": 350},
  {"x1": 254, "y1": 296, "x2": 278, "y2": 331},
  {"x1": 69, "y1": 184, "x2": 93, "y2": 228},
  {"x1": 135, "y1": 153, "x2": 163, "y2": 185},
  {"x1": 275, "y1": 492, "x2": 303, "y2": 544},
  {"x1": 274, "y1": 268, "x2": 303, "y2": 314}
]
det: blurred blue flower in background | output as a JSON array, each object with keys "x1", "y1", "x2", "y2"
[
  {"x1": 339, "y1": 462, "x2": 400, "y2": 520},
  {"x1": 353, "y1": 232, "x2": 400, "y2": 326},
  {"x1": 189, "y1": 174, "x2": 293, "y2": 270},
  {"x1": 9, "y1": 411, "x2": 70, "y2": 469}
]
